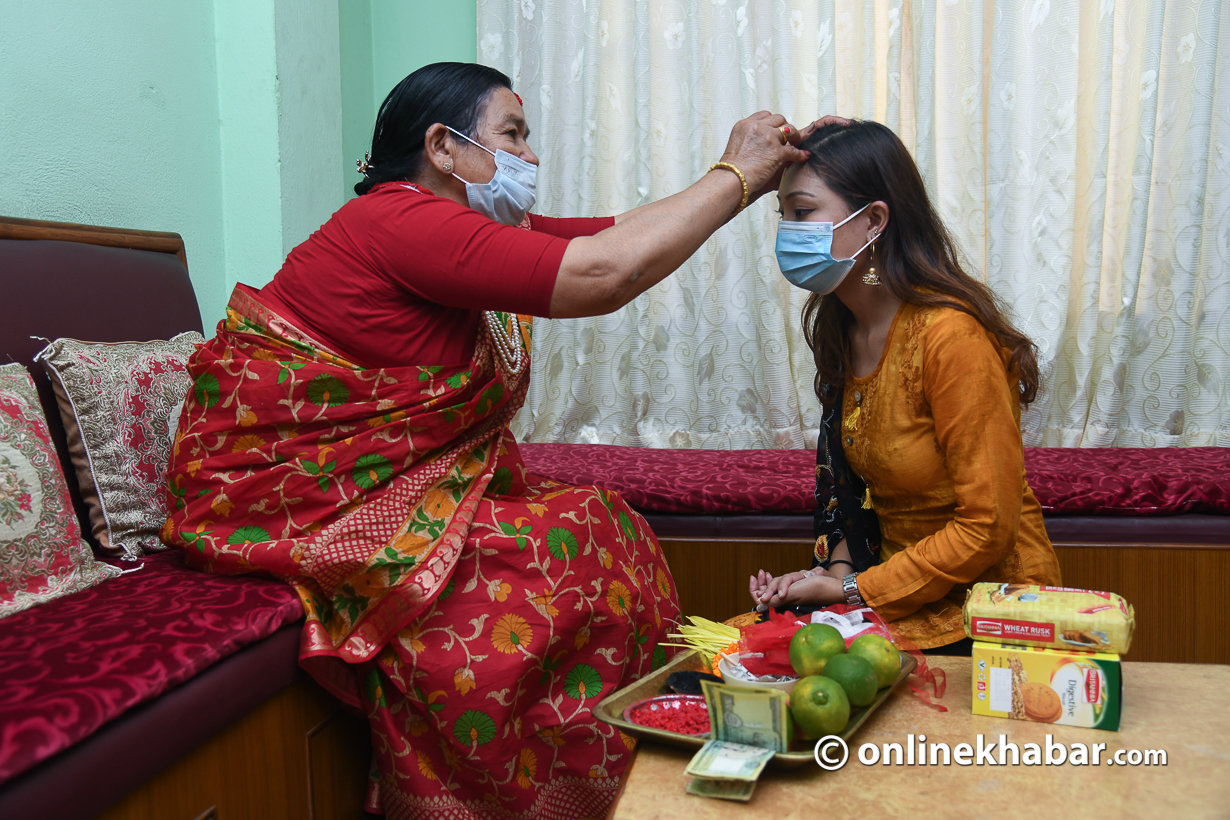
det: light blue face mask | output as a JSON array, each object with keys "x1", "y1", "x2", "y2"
[
  {"x1": 775, "y1": 204, "x2": 875, "y2": 295},
  {"x1": 446, "y1": 126, "x2": 537, "y2": 226}
]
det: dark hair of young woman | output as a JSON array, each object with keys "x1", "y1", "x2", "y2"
[
  {"x1": 355, "y1": 62, "x2": 512, "y2": 196},
  {"x1": 798, "y1": 120, "x2": 1040, "y2": 405}
]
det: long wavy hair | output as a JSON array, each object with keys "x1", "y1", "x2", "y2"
[{"x1": 798, "y1": 121, "x2": 1040, "y2": 405}]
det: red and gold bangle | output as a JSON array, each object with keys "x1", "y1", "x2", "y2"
[{"x1": 708, "y1": 161, "x2": 749, "y2": 215}]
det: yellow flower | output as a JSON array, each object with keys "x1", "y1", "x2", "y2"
[
  {"x1": 440, "y1": 740, "x2": 462, "y2": 770},
  {"x1": 391, "y1": 530, "x2": 432, "y2": 557},
  {"x1": 454, "y1": 667, "x2": 476, "y2": 696},
  {"x1": 574, "y1": 625, "x2": 591, "y2": 650},
  {"x1": 491, "y1": 613, "x2": 533, "y2": 654},
  {"x1": 597, "y1": 548, "x2": 613, "y2": 570},
  {"x1": 416, "y1": 751, "x2": 436, "y2": 781},
  {"x1": 527, "y1": 503, "x2": 548, "y2": 517},
  {"x1": 400, "y1": 622, "x2": 426, "y2": 654},
  {"x1": 655, "y1": 568, "x2": 672, "y2": 600},
  {"x1": 238, "y1": 407, "x2": 259, "y2": 427},
  {"x1": 231, "y1": 434, "x2": 266, "y2": 453},
  {"x1": 422, "y1": 489, "x2": 457, "y2": 520},
  {"x1": 529, "y1": 588, "x2": 560, "y2": 619},
  {"x1": 515, "y1": 748, "x2": 537, "y2": 788},
  {"x1": 407, "y1": 712, "x2": 429, "y2": 737},
  {"x1": 619, "y1": 730, "x2": 637, "y2": 750},
  {"x1": 537, "y1": 725, "x2": 566, "y2": 747},
  {"x1": 606, "y1": 581, "x2": 632, "y2": 617},
  {"x1": 489, "y1": 580, "x2": 512, "y2": 603},
  {"x1": 210, "y1": 496, "x2": 234, "y2": 517}
]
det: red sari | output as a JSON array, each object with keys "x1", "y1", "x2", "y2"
[{"x1": 163, "y1": 285, "x2": 680, "y2": 819}]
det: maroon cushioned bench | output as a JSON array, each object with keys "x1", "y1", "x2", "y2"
[
  {"x1": 517, "y1": 443, "x2": 1230, "y2": 542},
  {"x1": 519, "y1": 442, "x2": 1230, "y2": 664},
  {"x1": 0, "y1": 217, "x2": 310, "y2": 819}
]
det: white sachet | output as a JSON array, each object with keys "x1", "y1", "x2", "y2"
[{"x1": 810, "y1": 608, "x2": 877, "y2": 641}]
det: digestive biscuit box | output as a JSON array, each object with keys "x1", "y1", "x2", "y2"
[
  {"x1": 971, "y1": 641, "x2": 1122, "y2": 731},
  {"x1": 964, "y1": 583, "x2": 1135, "y2": 655}
]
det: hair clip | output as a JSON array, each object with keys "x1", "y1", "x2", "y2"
[{"x1": 356, "y1": 152, "x2": 375, "y2": 177}]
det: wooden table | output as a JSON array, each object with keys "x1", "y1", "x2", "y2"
[{"x1": 610, "y1": 657, "x2": 1230, "y2": 819}]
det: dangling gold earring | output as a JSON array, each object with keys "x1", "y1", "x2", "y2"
[{"x1": 862, "y1": 241, "x2": 881, "y2": 286}]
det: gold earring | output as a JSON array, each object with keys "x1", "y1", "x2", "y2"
[
  {"x1": 442, "y1": 161, "x2": 453, "y2": 172},
  {"x1": 862, "y1": 242, "x2": 881, "y2": 286}
]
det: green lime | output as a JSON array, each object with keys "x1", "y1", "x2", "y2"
[
  {"x1": 789, "y1": 623, "x2": 846, "y2": 677},
  {"x1": 791, "y1": 675, "x2": 850, "y2": 738},
  {"x1": 821, "y1": 653, "x2": 879, "y2": 707},
  {"x1": 848, "y1": 634, "x2": 901, "y2": 688}
]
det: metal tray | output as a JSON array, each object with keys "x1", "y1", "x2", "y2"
[{"x1": 594, "y1": 647, "x2": 917, "y2": 768}]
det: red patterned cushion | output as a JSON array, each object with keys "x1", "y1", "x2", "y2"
[
  {"x1": 0, "y1": 365, "x2": 120, "y2": 619},
  {"x1": 520, "y1": 443, "x2": 817, "y2": 514},
  {"x1": 1024, "y1": 447, "x2": 1230, "y2": 515},
  {"x1": 0, "y1": 550, "x2": 302, "y2": 785},
  {"x1": 518, "y1": 443, "x2": 1230, "y2": 516},
  {"x1": 38, "y1": 333, "x2": 203, "y2": 560}
]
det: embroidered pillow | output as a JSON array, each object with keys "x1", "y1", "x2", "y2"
[
  {"x1": 0, "y1": 365, "x2": 120, "y2": 618},
  {"x1": 38, "y1": 332, "x2": 204, "y2": 560}
]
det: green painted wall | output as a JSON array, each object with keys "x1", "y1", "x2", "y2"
[
  {"x1": 340, "y1": 0, "x2": 478, "y2": 200},
  {"x1": 1, "y1": 1, "x2": 476, "y2": 324},
  {"x1": 0, "y1": 0, "x2": 229, "y2": 325},
  {"x1": 339, "y1": 0, "x2": 376, "y2": 202},
  {"x1": 370, "y1": 0, "x2": 478, "y2": 112}
]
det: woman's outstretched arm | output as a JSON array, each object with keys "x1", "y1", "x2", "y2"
[{"x1": 548, "y1": 111, "x2": 807, "y2": 318}]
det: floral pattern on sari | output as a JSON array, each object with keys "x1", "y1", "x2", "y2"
[{"x1": 163, "y1": 285, "x2": 680, "y2": 819}]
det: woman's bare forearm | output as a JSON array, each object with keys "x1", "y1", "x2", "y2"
[
  {"x1": 549, "y1": 170, "x2": 743, "y2": 317},
  {"x1": 547, "y1": 111, "x2": 809, "y2": 318}
]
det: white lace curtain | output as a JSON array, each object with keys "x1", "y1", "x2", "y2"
[{"x1": 478, "y1": 0, "x2": 1230, "y2": 448}]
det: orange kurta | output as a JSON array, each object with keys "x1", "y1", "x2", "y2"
[{"x1": 844, "y1": 302, "x2": 1060, "y2": 648}]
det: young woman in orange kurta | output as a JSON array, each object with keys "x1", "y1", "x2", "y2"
[{"x1": 750, "y1": 121, "x2": 1061, "y2": 651}]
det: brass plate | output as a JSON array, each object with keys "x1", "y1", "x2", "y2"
[{"x1": 594, "y1": 648, "x2": 918, "y2": 768}]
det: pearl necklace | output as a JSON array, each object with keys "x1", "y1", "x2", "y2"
[{"x1": 484, "y1": 310, "x2": 526, "y2": 377}]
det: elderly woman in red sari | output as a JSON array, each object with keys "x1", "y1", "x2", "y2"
[{"x1": 163, "y1": 62, "x2": 820, "y2": 819}]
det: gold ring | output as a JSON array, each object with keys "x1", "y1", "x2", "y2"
[{"x1": 778, "y1": 124, "x2": 791, "y2": 144}]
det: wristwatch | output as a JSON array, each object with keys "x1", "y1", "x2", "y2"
[{"x1": 842, "y1": 573, "x2": 864, "y2": 607}]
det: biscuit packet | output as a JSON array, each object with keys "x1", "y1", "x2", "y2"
[
  {"x1": 971, "y1": 642, "x2": 1122, "y2": 731},
  {"x1": 963, "y1": 583, "x2": 1135, "y2": 655}
]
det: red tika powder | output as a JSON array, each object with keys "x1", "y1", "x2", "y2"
[{"x1": 628, "y1": 699, "x2": 710, "y2": 735}]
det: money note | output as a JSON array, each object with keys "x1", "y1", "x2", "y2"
[
  {"x1": 686, "y1": 776, "x2": 757, "y2": 802},
  {"x1": 700, "y1": 680, "x2": 789, "y2": 752},
  {"x1": 684, "y1": 740, "x2": 776, "y2": 782}
]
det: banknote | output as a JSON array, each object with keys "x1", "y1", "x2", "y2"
[
  {"x1": 686, "y1": 776, "x2": 757, "y2": 802},
  {"x1": 700, "y1": 679, "x2": 789, "y2": 752},
  {"x1": 684, "y1": 740, "x2": 776, "y2": 782}
]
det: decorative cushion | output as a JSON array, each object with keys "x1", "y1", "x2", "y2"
[
  {"x1": 0, "y1": 364, "x2": 119, "y2": 619},
  {"x1": 37, "y1": 332, "x2": 204, "y2": 560}
]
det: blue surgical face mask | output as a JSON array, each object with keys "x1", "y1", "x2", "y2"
[
  {"x1": 775, "y1": 204, "x2": 875, "y2": 294},
  {"x1": 446, "y1": 126, "x2": 537, "y2": 226}
]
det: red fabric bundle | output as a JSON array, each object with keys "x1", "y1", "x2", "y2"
[{"x1": 738, "y1": 609, "x2": 806, "y2": 676}]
